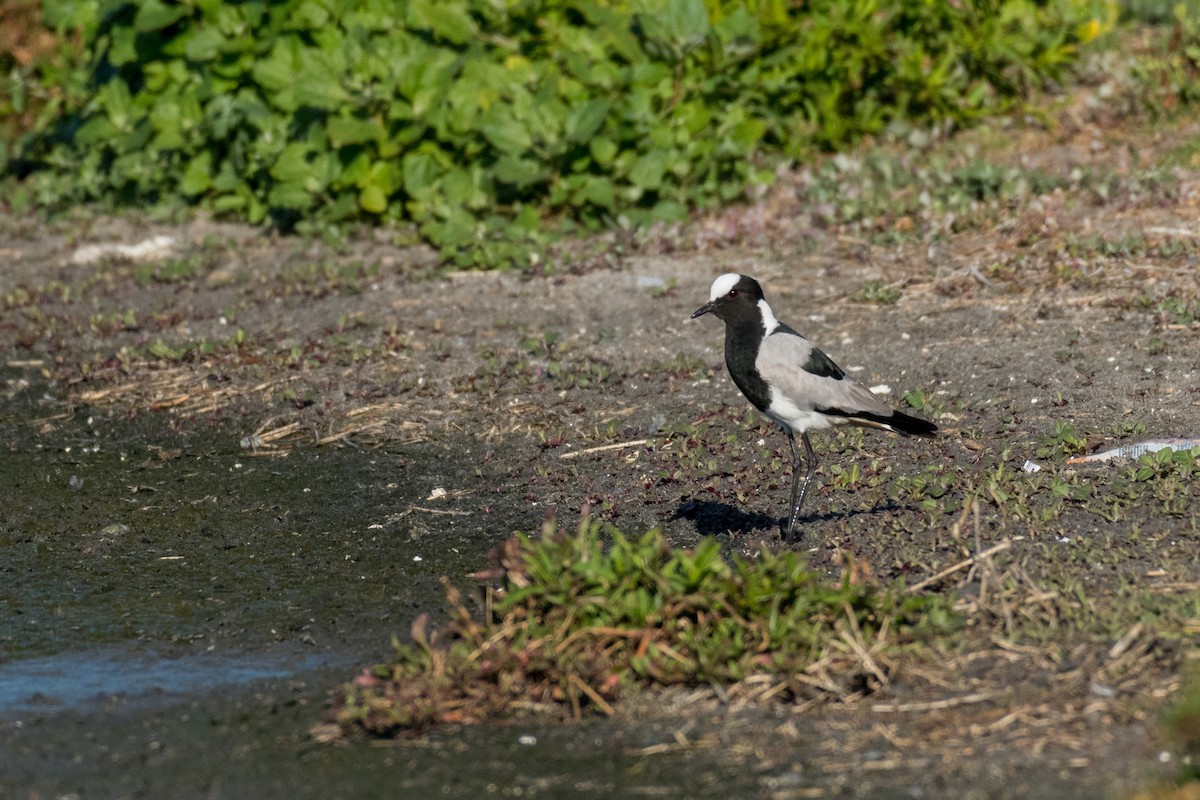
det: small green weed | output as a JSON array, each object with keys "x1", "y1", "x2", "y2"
[
  {"x1": 653, "y1": 352, "x2": 710, "y2": 380},
  {"x1": 902, "y1": 389, "x2": 930, "y2": 411},
  {"x1": 891, "y1": 465, "x2": 956, "y2": 512},
  {"x1": 850, "y1": 280, "x2": 902, "y2": 305},
  {"x1": 1037, "y1": 421, "x2": 1091, "y2": 459},
  {"x1": 1162, "y1": 135, "x2": 1200, "y2": 169},
  {"x1": 463, "y1": 333, "x2": 615, "y2": 392},
  {"x1": 329, "y1": 518, "x2": 956, "y2": 736},
  {"x1": 1079, "y1": 447, "x2": 1200, "y2": 522},
  {"x1": 1126, "y1": 3, "x2": 1200, "y2": 115},
  {"x1": 135, "y1": 257, "x2": 199, "y2": 287},
  {"x1": 1159, "y1": 295, "x2": 1200, "y2": 325},
  {"x1": 1162, "y1": 669, "x2": 1200, "y2": 784},
  {"x1": 280, "y1": 259, "x2": 380, "y2": 298}
]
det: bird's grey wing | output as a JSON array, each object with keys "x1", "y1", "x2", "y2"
[{"x1": 757, "y1": 332, "x2": 894, "y2": 416}]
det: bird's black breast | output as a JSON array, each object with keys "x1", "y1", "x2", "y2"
[{"x1": 723, "y1": 322, "x2": 772, "y2": 412}]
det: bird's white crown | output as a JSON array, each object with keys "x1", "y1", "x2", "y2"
[{"x1": 708, "y1": 273, "x2": 742, "y2": 302}]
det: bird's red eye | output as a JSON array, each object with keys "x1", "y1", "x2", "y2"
[{"x1": 728, "y1": 289, "x2": 738, "y2": 297}]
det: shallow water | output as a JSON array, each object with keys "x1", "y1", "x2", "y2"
[{"x1": 0, "y1": 645, "x2": 331, "y2": 714}]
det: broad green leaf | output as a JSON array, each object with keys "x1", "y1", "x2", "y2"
[
  {"x1": 724, "y1": 118, "x2": 766, "y2": 155},
  {"x1": 97, "y1": 79, "x2": 137, "y2": 132},
  {"x1": 270, "y1": 143, "x2": 312, "y2": 184},
  {"x1": 628, "y1": 150, "x2": 668, "y2": 190},
  {"x1": 181, "y1": 151, "x2": 214, "y2": 196},
  {"x1": 480, "y1": 107, "x2": 532, "y2": 154},
  {"x1": 310, "y1": 152, "x2": 341, "y2": 190},
  {"x1": 648, "y1": 200, "x2": 687, "y2": 221},
  {"x1": 360, "y1": 185, "x2": 388, "y2": 214},
  {"x1": 291, "y1": 0, "x2": 330, "y2": 29},
  {"x1": 662, "y1": 0, "x2": 710, "y2": 44},
  {"x1": 402, "y1": 152, "x2": 443, "y2": 199},
  {"x1": 711, "y1": 5, "x2": 760, "y2": 47},
  {"x1": 362, "y1": 160, "x2": 400, "y2": 194},
  {"x1": 433, "y1": 209, "x2": 477, "y2": 246},
  {"x1": 339, "y1": 151, "x2": 372, "y2": 185},
  {"x1": 149, "y1": 97, "x2": 184, "y2": 148},
  {"x1": 268, "y1": 182, "x2": 312, "y2": 209},
  {"x1": 211, "y1": 161, "x2": 242, "y2": 193},
  {"x1": 296, "y1": 49, "x2": 348, "y2": 109},
  {"x1": 565, "y1": 99, "x2": 610, "y2": 144},
  {"x1": 327, "y1": 117, "x2": 384, "y2": 147},
  {"x1": 442, "y1": 168, "x2": 476, "y2": 206},
  {"x1": 589, "y1": 138, "x2": 618, "y2": 165},
  {"x1": 408, "y1": 0, "x2": 475, "y2": 45},
  {"x1": 581, "y1": 176, "x2": 615, "y2": 208},
  {"x1": 134, "y1": 0, "x2": 189, "y2": 32},
  {"x1": 185, "y1": 27, "x2": 227, "y2": 61},
  {"x1": 252, "y1": 38, "x2": 302, "y2": 110},
  {"x1": 212, "y1": 193, "x2": 247, "y2": 212},
  {"x1": 493, "y1": 156, "x2": 543, "y2": 187}
]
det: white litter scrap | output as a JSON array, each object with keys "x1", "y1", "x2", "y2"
[
  {"x1": 1022, "y1": 460, "x2": 1042, "y2": 474},
  {"x1": 1067, "y1": 438, "x2": 1200, "y2": 464},
  {"x1": 71, "y1": 235, "x2": 177, "y2": 265}
]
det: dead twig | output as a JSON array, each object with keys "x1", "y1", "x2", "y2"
[
  {"x1": 906, "y1": 539, "x2": 1013, "y2": 594},
  {"x1": 1146, "y1": 226, "x2": 1199, "y2": 238},
  {"x1": 569, "y1": 675, "x2": 615, "y2": 716},
  {"x1": 872, "y1": 691, "x2": 997, "y2": 714},
  {"x1": 401, "y1": 504, "x2": 471, "y2": 517},
  {"x1": 1106, "y1": 622, "x2": 1145, "y2": 661},
  {"x1": 559, "y1": 439, "x2": 649, "y2": 459},
  {"x1": 840, "y1": 603, "x2": 889, "y2": 687}
]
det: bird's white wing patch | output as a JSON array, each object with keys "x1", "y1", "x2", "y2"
[{"x1": 709, "y1": 273, "x2": 741, "y2": 302}]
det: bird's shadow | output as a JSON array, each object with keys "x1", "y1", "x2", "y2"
[{"x1": 673, "y1": 499, "x2": 905, "y2": 540}]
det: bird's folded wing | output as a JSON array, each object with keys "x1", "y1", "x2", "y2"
[{"x1": 757, "y1": 333, "x2": 894, "y2": 417}]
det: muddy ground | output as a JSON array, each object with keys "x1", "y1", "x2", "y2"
[{"x1": 3, "y1": 97, "x2": 1200, "y2": 797}]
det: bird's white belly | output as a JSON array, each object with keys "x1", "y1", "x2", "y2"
[{"x1": 764, "y1": 388, "x2": 843, "y2": 434}]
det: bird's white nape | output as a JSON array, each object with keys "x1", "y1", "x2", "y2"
[
  {"x1": 708, "y1": 273, "x2": 741, "y2": 302},
  {"x1": 757, "y1": 299, "x2": 779, "y2": 334}
]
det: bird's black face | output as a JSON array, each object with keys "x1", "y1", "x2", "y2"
[{"x1": 691, "y1": 274, "x2": 765, "y2": 324}]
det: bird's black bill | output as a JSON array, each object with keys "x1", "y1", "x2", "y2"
[{"x1": 691, "y1": 302, "x2": 715, "y2": 319}]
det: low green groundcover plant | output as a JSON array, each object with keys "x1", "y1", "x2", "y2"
[
  {"x1": 5, "y1": 0, "x2": 1113, "y2": 265},
  {"x1": 328, "y1": 519, "x2": 955, "y2": 737}
]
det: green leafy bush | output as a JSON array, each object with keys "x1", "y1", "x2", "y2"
[
  {"x1": 8, "y1": 0, "x2": 1113, "y2": 265},
  {"x1": 327, "y1": 519, "x2": 954, "y2": 736}
]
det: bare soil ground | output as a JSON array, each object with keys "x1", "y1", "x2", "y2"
[{"x1": 3, "y1": 87, "x2": 1200, "y2": 796}]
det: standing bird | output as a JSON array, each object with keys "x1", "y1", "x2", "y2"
[{"x1": 691, "y1": 273, "x2": 937, "y2": 542}]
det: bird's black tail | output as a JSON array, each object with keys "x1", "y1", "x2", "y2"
[
  {"x1": 888, "y1": 410, "x2": 938, "y2": 438},
  {"x1": 832, "y1": 408, "x2": 938, "y2": 437}
]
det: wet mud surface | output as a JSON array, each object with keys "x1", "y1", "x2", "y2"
[{"x1": 0, "y1": 381, "x2": 511, "y2": 797}]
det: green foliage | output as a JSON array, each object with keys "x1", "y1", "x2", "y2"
[
  {"x1": 1159, "y1": 294, "x2": 1200, "y2": 325},
  {"x1": 1037, "y1": 421, "x2": 1091, "y2": 459},
  {"x1": 1127, "y1": 2, "x2": 1200, "y2": 113},
  {"x1": 331, "y1": 518, "x2": 955, "y2": 735},
  {"x1": 850, "y1": 279, "x2": 901, "y2": 304},
  {"x1": 9, "y1": 0, "x2": 1113, "y2": 266},
  {"x1": 800, "y1": 148, "x2": 1075, "y2": 238},
  {"x1": 1164, "y1": 668, "x2": 1200, "y2": 783}
]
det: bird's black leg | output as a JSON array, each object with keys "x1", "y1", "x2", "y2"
[{"x1": 784, "y1": 431, "x2": 818, "y2": 543}]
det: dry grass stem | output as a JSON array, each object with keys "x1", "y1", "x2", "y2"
[{"x1": 559, "y1": 439, "x2": 649, "y2": 459}]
